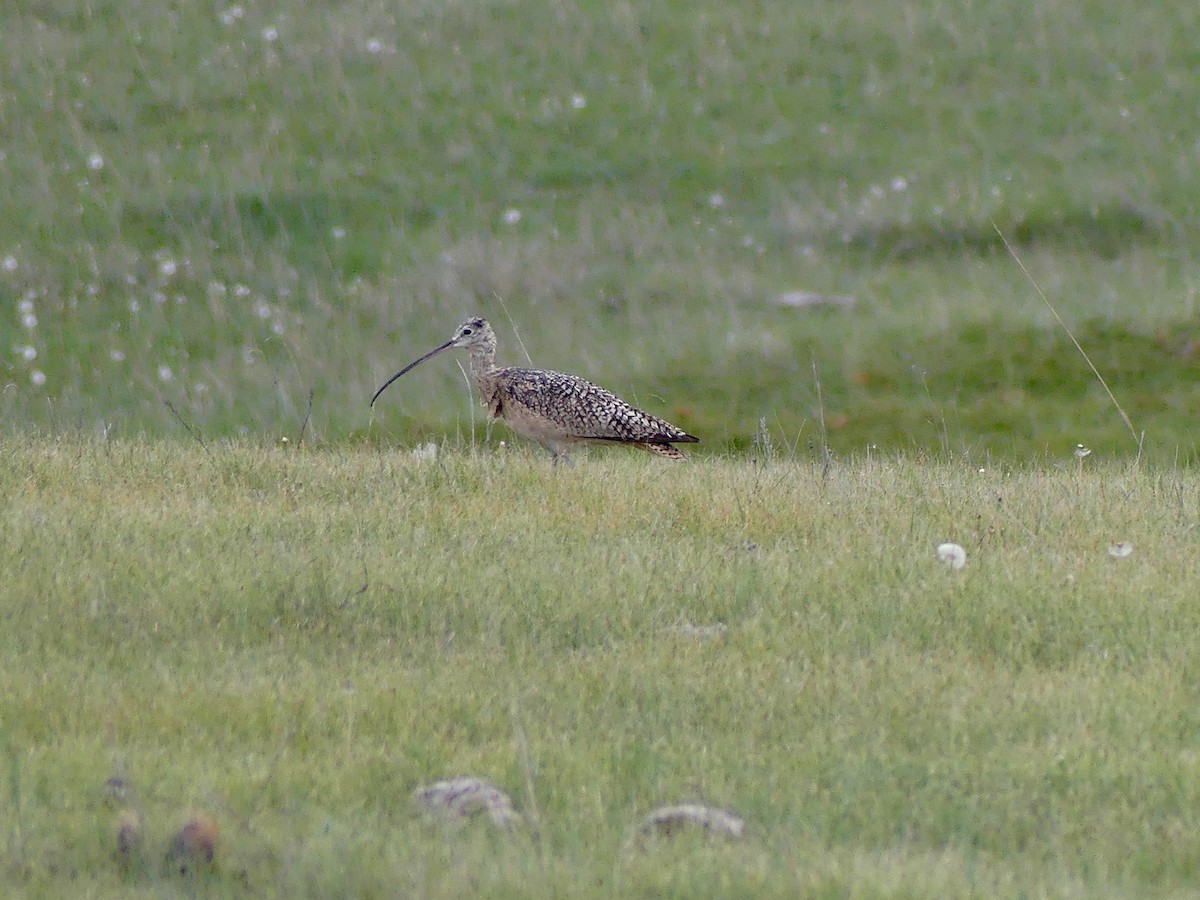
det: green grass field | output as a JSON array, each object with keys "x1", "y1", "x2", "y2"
[
  {"x1": 5, "y1": 439, "x2": 1200, "y2": 897},
  {"x1": 5, "y1": 0, "x2": 1200, "y2": 895},
  {"x1": 3, "y1": 0, "x2": 1200, "y2": 457}
]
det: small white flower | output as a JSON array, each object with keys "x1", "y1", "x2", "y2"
[
  {"x1": 17, "y1": 298, "x2": 33, "y2": 314},
  {"x1": 936, "y1": 542, "x2": 967, "y2": 570},
  {"x1": 128, "y1": 299, "x2": 140, "y2": 313},
  {"x1": 110, "y1": 349, "x2": 126, "y2": 362},
  {"x1": 21, "y1": 313, "x2": 37, "y2": 329},
  {"x1": 869, "y1": 184, "x2": 886, "y2": 198},
  {"x1": 331, "y1": 226, "x2": 346, "y2": 239},
  {"x1": 153, "y1": 291, "x2": 167, "y2": 304},
  {"x1": 17, "y1": 345, "x2": 36, "y2": 361},
  {"x1": 570, "y1": 93, "x2": 586, "y2": 109},
  {"x1": 158, "y1": 259, "x2": 177, "y2": 277},
  {"x1": 262, "y1": 26, "x2": 278, "y2": 41},
  {"x1": 158, "y1": 365, "x2": 173, "y2": 381},
  {"x1": 890, "y1": 176, "x2": 908, "y2": 192},
  {"x1": 220, "y1": 5, "x2": 244, "y2": 25},
  {"x1": 234, "y1": 283, "x2": 251, "y2": 297},
  {"x1": 501, "y1": 208, "x2": 522, "y2": 225},
  {"x1": 1073, "y1": 444, "x2": 1092, "y2": 459},
  {"x1": 366, "y1": 38, "x2": 383, "y2": 53},
  {"x1": 2, "y1": 255, "x2": 16, "y2": 272},
  {"x1": 709, "y1": 192, "x2": 725, "y2": 208},
  {"x1": 271, "y1": 320, "x2": 285, "y2": 335},
  {"x1": 208, "y1": 281, "x2": 227, "y2": 296},
  {"x1": 87, "y1": 153, "x2": 105, "y2": 171},
  {"x1": 255, "y1": 301, "x2": 271, "y2": 319},
  {"x1": 30, "y1": 369, "x2": 46, "y2": 386},
  {"x1": 1108, "y1": 541, "x2": 1133, "y2": 559}
]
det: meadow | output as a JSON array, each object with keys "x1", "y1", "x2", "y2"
[
  {"x1": 4, "y1": 0, "x2": 1200, "y2": 895},
  {"x1": 2, "y1": 0, "x2": 1199, "y2": 457},
  {"x1": 5, "y1": 440, "x2": 1200, "y2": 897}
]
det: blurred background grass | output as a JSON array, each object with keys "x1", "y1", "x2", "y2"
[{"x1": 3, "y1": 0, "x2": 1199, "y2": 458}]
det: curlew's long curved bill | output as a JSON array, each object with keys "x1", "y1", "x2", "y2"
[{"x1": 369, "y1": 339, "x2": 456, "y2": 407}]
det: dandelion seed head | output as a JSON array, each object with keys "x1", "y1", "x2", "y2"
[
  {"x1": 331, "y1": 226, "x2": 346, "y2": 239},
  {"x1": 2, "y1": 256, "x2": 16, "y2": 272},
  {"x1": 709, "y1": 192, "x2": 725, "y2": 209},
  {"x1": 1108, "y1": 541, "x2": 1133, "y2": 559},
  {"x1": 30, "y1": 369, "x2": 46, "y2": 386},
  {"x1": 501, "y1": 208, "x2": 522, "y2": 225},
  {"x1": 158, "y1": 259, "x2": 177, "y2": 277},
  {"x1": 936, "y1": 542, "x2": 967, "y2": 571},
  {"x1": 255, "y1": 301, "x2": 271, "y2": 319},
  {"x1": 18, "y1": 298, "x2": 33, "y2": 314},
  {"x1": 366, "y1": 38, "x2": 383, "y2": 53},
  {"x1": 21, "y1": 313, "x2": 37, "y2": 329},
  {"x1": 17, "y1": 345, "x2": 36, "y2": 361},
  {"x1": 87, "y1": 153, "x2": 105, "y2": 171},
  {"x1": 570, "y1": 93, "x2": 586, "y2": 109}
]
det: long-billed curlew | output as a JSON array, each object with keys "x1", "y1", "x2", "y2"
[{"x1": 370, "y1": 317, "x2": 699, "y2": 463}]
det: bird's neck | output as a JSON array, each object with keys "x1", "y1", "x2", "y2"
[{"x1": 468, "y1": 342, "x2": 498, "y2": 387}]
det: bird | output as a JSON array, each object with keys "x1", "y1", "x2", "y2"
[{"x1": 370, "y1": 317, "x2": 699, "y2": 464}]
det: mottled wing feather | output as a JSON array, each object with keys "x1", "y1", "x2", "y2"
[{"x1": 495, "y1": 367, "x2": 697, "y2": 444}]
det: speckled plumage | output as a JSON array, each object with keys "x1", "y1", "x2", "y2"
[{"x1": 371, "y1": 318, "x2": 699, "y2": 462}]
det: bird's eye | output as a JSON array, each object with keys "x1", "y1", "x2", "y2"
[{"x1": 462, "y1": 328, "x2": 473, "y2": 335}]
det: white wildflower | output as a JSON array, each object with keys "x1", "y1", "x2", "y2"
[
  {"x1": 1107, "y1": 542, "x2": 1133, "y2": 559},
  {"x1": 936, "y1": 542, "x2": 967, "y2": 570},
  {"x1": 501, "y1": 208, "x2": 522, "y2": 225},
  {"x1": 30, "y1": 369, "x2": 46, "y2": 386},
  {"x1": 87, "y1": 153, "x2": 105, "y2": 171},
  {"x1": 2, "y1": 256, "x2": 16, "y2": 272},
  {"x1": 570, "y1": 93, "x2": 586, "y2": 109},
  {"x1": 157, "y1": 365, "x2": 173, "y2": 381}
]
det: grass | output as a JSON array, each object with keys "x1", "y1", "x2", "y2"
[
  {"x1": 3, "y1": 437, "x2": 1200, "y2": 895},
  {"x1": 2, "y1": 0, "x2": 1200, "y2": 457},
  {"x1": 5, "y1": 0, "x2": 1200, "y2": 894}
]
